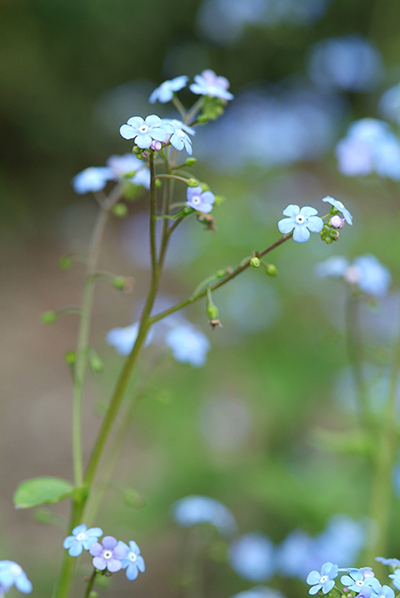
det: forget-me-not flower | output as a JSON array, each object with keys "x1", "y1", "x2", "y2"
[
  {"x1": 369, "y1": 581, "x2": 395, "y2": 598},
  {"x1": 376, "y1": 557, "x2": 400, "y2": 569},
  {"x1": 229, "y1": 534, "x2": 275, "y2": 582},
  {"x1": 105, "y1": 323, "x2": 154, "y2": 356},
  {"x1": 165, "y1": 324, "x2": 211, "y2": 367},
  {"x1": 186, "y1": 186, "x2": 215, "y2": 213},
  {"x1": 0, "y1": 562, "x2": 32, "y2": 594},
  {"x1": 72, "y1": 167, "x2": 113, "y2": 194},
  {"x1": 278, "y1": 205, "x2": 323, "y2": 243},
  {"x1": 107, "y1": 154, "x2": 150, "y2": 189},
  {"x1": 307, "y1": 562, "x2": 338, "y2": 594},
  {"x1": 120, "y1": 115, "x2": 170, "y2": 149},
  {"x1": 172, "y1": 495, "x2": 237, "y2": 536},
  {"x1": 190, "y1": 69, "x2": 234, "y2": 101},
  {"x1": 149, "y1": 75, "x2": 188, "y2": 104},
  {"x1": 89, "y1": 536, "x2": 126, "y2": 572},
  {"x1": 118, "y1": 540, "x2": 145, "y2": 580},
  {"x1": 322, "y1": 196, "x2": 353, "y2": 225},
  {"x1": 390, "y1": 570, "x2": 400, "y2": 590},
  {"x1": 162, "y1": 119, "x2": 194, "y2": 154},
  {"x1": 341, "y1": 569, "x2": 375, "y2": 592},
  {"x1": 63, "y1": 524, "x2": 103, "y2": 557}
]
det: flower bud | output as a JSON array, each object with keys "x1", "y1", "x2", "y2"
[
  {"x1": 215, "y1": 269, "x2": 227, "y2": 278},
  {"x1": 207, "y1": 304, "x2": 219, "y2": 320},
  {"x1": 58, "y1": 256, "x2": 73, "y2": 270},
  {"x1": 41, "y1": 311, "x2": 57, "y2": 324},
  {"x1": 155, "y1": 179, "x2": 162, "y2": 189},
  {"x1": 265, "y1": 263, "x2": 277, "y2": 276},
  {"x1": 151, "y1": 140, "x2": 162, "y2": 151},
  {"x1": 65, "y1": 351, "x2": 76, "y2": 365},
  {"x1": 200, "y1": 182, "x2": 210, "y2": 192},
  {"x1": 185, "y1": 158, "x2": 197, "y2": 167},
  {"x1": 187, "y1": 178, "x2": 199, "y2": 187},
  {"x1": 329, "y1": 215, "x2": 345, "y2": 229},
  {"x1": 89, "y1": 350, "x2": 104, "y2": 374},
  {"x1": 250, "y1": 257, "x2": 261, "y2": 268},
  {"x1": 183, "y1": 206, "x2": 194, "y2": 215},
  {"x1": 142, "y1": 150, "x2": 150, "y2": 159},
  {"x1": 112, "y1": 203, "x2": 128, "y2": 218}
]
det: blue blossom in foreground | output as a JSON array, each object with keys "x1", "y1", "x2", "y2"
[
  {"x1": 335, "y1": 118, "x2": 400, "y2": 180},
  {"x1": 190, "y1": 69, "x2": 234, "y2": 101},
  {"x1": 162, "y1": 119, "x2": 194, "y2": 155},
  {"x1": 307, "y1": 562, "x2": 338, "y2": 594},
  {"x1": 341, "y1": 569, "x2": 375, "y2": 592},
  {"x1": 369, "y1": 580, "x2": 395, "y2": 598},
  {"x1": 118, "y1": 540, "x2": 145, "y2": 581},
  {"x1": 165, "y1": 324, "x2": 211, "y2": 367},
  {"x1": 90, "y1": 536, "x2": 126, "y2": 573},
  {"x1": 229, "y1": 533, "x2": 275, "y2": 582},
  {"x1": 0, "y1": 562, "x2": 32, "y2": 594},
  {"x1": 322, "y1": 196, "x2": 353, "y2": 225},
  {"x1": 376, "y1": 556, "x2": 400, "y2": 569},
  {"x1": 119, "y1": 115, "x2": 169, "y2": 149},
  {"x1": 172, "y1": 495, "x2": 237, "y2": 536},
  {"x1": 186, "y1": 186, "x2": 215, "y2": 213},
  {"x1": 149, "y1": 75, "x2": 188, "y2": 104},
  {"x1": 389, "y1": 569, "x2": 400, "y2": 590},
  {"x1": 63, "y1": 524, "x2": 103, "y2": 557},
  {"x1": 72, "y1": 167, "x2": 113, "y2": 194},
  {"x1": 278, "y1": 205, "x2": 323, "y2": 243}
]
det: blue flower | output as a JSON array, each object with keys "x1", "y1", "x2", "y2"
[
  {"x1": 63, "y1": 524, "x2": 103, "y2": 557},
  {"x1": 389, "y1": 569, "x2": 400, "y2": 590},
  {"x1": 369, "y1": 581, "x2": 395, "y2": 598},
  {"x1": 105, "y1": 323, "x2": 154, "y2": 356},
  {"x1": 190, "y1": 69, "x2": 234, "y2": 101},
  {"x1": 149, "y1": 75, "x2": 188, "y2": 104},
  {"x1": 0, "y1": 561, "x2": 32, "y2": 594},
  {"x1": 379, "y1": 83, "x2": 400, "y2": 125},
  {"x1": 118, "y1": 540, "x2": 145, "y2": 581},
  {"x1": 307, "y1": 562, "x2": 338, "y2": 594},
  {"x1": 172, "y1": 495, "x2": 237, "y2": 536},
  {"x1": 72, "y1": 167, "x2": 113, "y2": 194},
  {"x1": 106, "y1": 154, "x2": 150, "y2": 189},
  {"x1": 376, "y1": 557, "x2": 400, "y2": 569},
  {"x1": 229, "y1": 533, "x2": 275, "y2": 582},
  {"x1": 162, "y1": 119, "x2": 194, "y2": 155},
  {"x1": 278, "y1": 205, "x2": 323, "y2": 243},
  {"x1": 119, "y1": 115, "x2": 170, "y2": 149},
  {"x1": 341, "y1": 569, "x2": 375, "y2": 592},
  {"x1": 186, "y1": 186, "x2": 215, "y2": 213},
  {"x1": 165, "y1": 324, "x2": 211, "y2": 367},
  {"x1": 350, "y1": 255, "x2": 391, "y2": 297},
  {"x1": 89, "y1": 536, "x2": 126, "y2": 573},
  {"x1": 322, "y1": 196, "x2": 353, "y2": 225}
]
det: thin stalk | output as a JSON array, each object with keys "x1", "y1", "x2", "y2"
[
  {"x1": 155, "y1": 174, "x2": 190, "y2": 185},
  {"x1": 84, "y1": 569, "x2": 97, "y2": 598}
]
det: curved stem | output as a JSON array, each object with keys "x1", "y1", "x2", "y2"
[{"x1": 84, "y1": 569, "x2": 97, "y2": 598}]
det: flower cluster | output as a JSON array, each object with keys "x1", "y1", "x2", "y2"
[
  {"x1": 0, "y1": 561, "x2": 32, "y2": 595},
  {"x1": 63, "y1": 524, "x2": 145, "y2": 581},
  {"x1": 306, "y1": 560, "x2": 400, "y2": 598},
  {"x1": 149, "y1": 70, "x2": 234, "y2": 104}
]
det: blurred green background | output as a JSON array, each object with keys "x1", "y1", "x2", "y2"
[{"x1": 1, "y1": 0, "x2": 400, "y2": 596}]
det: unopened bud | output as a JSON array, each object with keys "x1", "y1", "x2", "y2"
[
  {"x1": 151, "y1": 140, "x2": 162, "y2": 151},
  {"x1": 187, "y1": 178, "x2": 199, "y2": 187},
  {"x1": 182, "y1": 206, "x2": 193, "y2": 215},
  {"x1": 112, "y1": 276, "x2": 126, "y2": 290},
  {"x1": 215, "y1": 269, "x2": 227, "y2": 278},
  {"x1": 207, "y1": 304, "x2": 219, "y2": 320},
  {"x1": 329, "y1": 229, "x2": 340, "y2": 241},
  {"x1": 65, "y1": 351, "x2": 76, "y2": 365},
  {"x1": 89, "y1": 592, "x2": 98, "y2": 598},
  {"x1": 265, "y1": 264, "x2": 277, "y2": 276},
  {"x1": 185, "y1": 158, "x2": 197, "y2": 167},
  {"x1": 142, "y1": 150, "x2": 150, "y2": 159},
  {"x1": 330, "y1": 215, "x2": 345, "y2": 229},
  {"x1": 132, "y1": 146, "x2": 140, "y2": 154},
  {"x1": 112, "y1": 203, "x2": 128, "y2": 218},
  {"x1": 214, "y1": 195, "x2": 225, "y2": 206},
  {"x1": 250, "y1": 257, "x2": 261, "y2": 268},
  {"x1": 58, "y1": 256, "x2": 73, "y2": 270},
  {"x1": 41, "y1": 311, "x2": 57, "y2": 324},
  {"x1": 89, "y1": 351, "x2": 104, "y2": 374},
  {"x1": 155, "y1": 179, "x2": 162, "y2": 189},
  {"x1": 200, "y1": 182, "x2": 210, "y2": 192}
]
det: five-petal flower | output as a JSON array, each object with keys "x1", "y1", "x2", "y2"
[
  {"x1": 322, "y1": 196, "x2": 353, "y2": 225},
  {"x1": 186, "y1": 186, "x2": 215, "y2": 213},
  {"x1": 307, "y1": 562, "x2": 338, "y2": 595},
  {"x1": 0, "y1": 561, "x2": 32, "y2": 594},
  {"x1": 190, "y1": 69, "x2": 234, "y2": 101},
  {"x1": 89, "y1": 536, "x2": 126, "y2": 573},
  {"x1": 149, "y1": 75, "x2": 188, "y2": 104},
  {"x1": 118, "y1": 540, "x2": 146, "y2": 580},
  {"x1": 63, "y1": 524, "x2": 103, "y2": 557},
  {"x1": 278, "y1": 205, "x2": 323, "y2": 243},
  {"x1": 120, "y1": 115, "x2": 169, "y2": 149}
]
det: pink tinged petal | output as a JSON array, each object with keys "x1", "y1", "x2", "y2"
[
  {"x1": 102, "y1": 536, "x2": 118, "y2": 550},
  {"x1": 306, "y1": 216, "x2": 324, "y2": 233},
  {"x1": 107, "y1": 559, "x2": 122, "y2": 573},
  {"x1": 282, "y1": 204, "x2": 300, "y2": 218},
  {"x1": 93, "y1": 556, "x2": 106, "y2": 570},
  {"x1": 300, "y1": 206, "x2": 318, "y2": 218},
  {"x1": 201, "y1": 191, "x2": 215, "y2": 205},
  {"x1": 89, "y1": 543, "x2": 103, "y2": 556},
  {"x1": 278, "y1": 218, "x2": 295, "y2": 234},
  {"x1": 120, "y1": 125, "x2": 136, "y2": 140},
  {"x1": 127, "y1": 116, "x2": 144, "y2": 128},
  {"x1": 113, "y1": 546, "x2": 127, "y2": 560},
  {"x1": 135, "y1": 134, "x2": 152, "y2": 149},
  {"x1": 293, "y1": 225, "x2": 311, "y2": 243}
]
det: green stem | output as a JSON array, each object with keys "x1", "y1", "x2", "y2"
[
  {"x1": 84, "y1": 569, "x2": 97, "y2": 598},
  {"x1": 155, "y1": 173, "x2": 190, "y2": 185}
]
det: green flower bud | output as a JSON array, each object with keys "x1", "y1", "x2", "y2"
[
  {"x1": 265, "y1": 264, "x2": 277, "y2": 276},
  {"x1": 41, "y1": 311, "x2": 57, "y2": 324},
  {"x1": 250, "y1": 257, "x2": 261, "y2": 268},
  {"x1": 183, "y1": 206, "x2": 194, "y2": 215},
  {"x1": 112, "y1": 203, "x2": 128, "y2": 218},
  {"x1": 214, "y1": 195, "x2": 225, "y2": 206},
  {"x1": 215, "y1": 269, "x2": 227, "y2": 278},
  {"x1": 58, "y1": 256, "x2": 73, "y2": 270},
  {"x1": 187, "y1": 178, "x2": 199, "y2": 187},
  {"x1": 207, "y1": 304, "x2": 219, "y2": 320},
  {"x1": 89, "y1": 592, "x2": 98, "y2": 598},
  {"x1": 112, "y1": 276, "x2": 126, "y2": 290},
  {"x1": 185, "y1": 158, "x2": 197, "y2": 167},
  {"x1": 155, "y1": 179, "x2": 162, "y2": 189},
  {"x1": 88, "y1": 350, "x2": 104, "y2": 374},
  {"x1": 65, "y1": 351, "x2": 76, "y2": 365},
  {"x1": 132, "y1": 146, "x2": 141, "y2": 154}
]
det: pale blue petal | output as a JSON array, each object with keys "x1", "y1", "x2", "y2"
[
  {"x1": 278, "y1": 218, "x2": 295, "y2": 234},
  {"x1": 282, "y1": 204, "x2": 300, "y2": 218},
  {"x1": 136, "y1": 555, "x2": 145, "y2": 572},
  {"x1": 201, "y1": 191, "x2": 215, "y2": 205},
  {"x1": 126, "y1": 564, "x2": 139, "y2": 580},
  {"x1": 120, "y1": 124, "x2": 137, "y2": 140},
  {"x1": 293, "y1": 225, "x2": 310, "y2": 243},
  {"x1": 69, "y1": 543, "x2": 83, "y2": 557},
  {"x1": 63, "y1": 537, "x2": 75, "y2": 549},
  {"x1": 151, "y1": 127, "x2": 169, "y2": 142},
  {"x1": 309, "y1": 585, "x2": 321, "y2": 595},
  {"x1": 127, "y1": 116, "x2": 144, "y2": 128},
  {"x1": 135, "y1": 134, "x2": 152, "y2": 149},
  {"x1": 72, "y1": 524, "x2": 87, "y2": 535},
  {"x1": 306, "y1": 216, "x2": 324, "y2": 233},
  {"x1": 307, "y1": 571, "x2": 322, "y2": 585},
  {"x1": 145, "y1": 114, "x2": 162, "y2": 127},
  {"x1": 15, "y1": 575, "x2": 32, "y2": 594},
  {"x1": 300, "y1": 206, "x2": 318, "y2": 218}
]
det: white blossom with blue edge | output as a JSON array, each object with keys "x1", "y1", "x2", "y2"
[
  {"x1": 72, "y1": 167, "x2": 113, "y2": 194},
  {"x1": 229, "y1": 533, "x2": 275, "y2": 582},
  {"x1": 149, "y1": 75, "x2": 188, "y2": 104},
  {"x1": 63, "y1": 523, "x2": 103, "y2": 557},
  {"x1": 117, "y1": 540, "x2": 145, "y2": 581},
  {"x1": 322, "y1": 196, "x2": 353, "y2": 225},
  {"x1": 0, "y1": 561, "x2": 32, "y2": 594},
  {"x1": 119, "y1": 115, "x2": 170, "y2": 149},
  {"x1": 165, "y1": 324, "x2": 211, "y2": 367},
  {"x1": 278, "y1": 205, "x2": 323, "y2": 243},
  {"x1": 190, "y1": 69, "x2": 234, "y2": 100},
  {"x1": 307, "y1": 562, "x2": 338, "y2": 594},
  {"x1": 172, "y1": 495, "x2": 237, "y2": 536}
]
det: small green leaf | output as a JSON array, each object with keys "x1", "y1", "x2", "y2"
[{"x1": 14, "y1": 477, "x2": 74, "y2": 509}]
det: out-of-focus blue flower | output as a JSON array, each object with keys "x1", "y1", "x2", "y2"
[
  {"x1": 376, "y1": 557, "x2": 400, "y2": 569},
  {"x1": 106, "y1": 323, "x2": 154, "y2": 356},
  {"x1": 89, "y1": 536, "x2": 126, "y2": 573},
  {"x1": 322, "y1": 196, "x2": 352, "y2": 225},
  {"x1": 308, "y1": 35, "x2": 382, "y2": 92},
  {"x1": 120, "y1": 115, "x2": 170, "y2": 149},
  {"x1": 190, "y1": 69, "x2": 234, "y2": 100},
  {"x1": 162, "y1": 119, "x2": 194, "y2": 155},
  {"x1": 389, "y1": 569, "x2": 400, "y2": 590},
  {"x1": 230, "y1": 587, "x2": 286, "y2": 598},
  {"x1": 229, "y1": 533, "x2": 275, "y2": 582},
  {"x1": 307, "y1": 562, "x2": 338, "y2": 594},
  {"x1": 314, "y1": 515, "x2": 366, "y2": 569},
  {"x1": 315, "y1": 256, "x2": 350, "y2": 278},
  {"x1": 278, "y1": 205, "x2": 323, "y2": 243},
  {"x1": 0, "y1": 562, "x2": 32, "y2": 594},
  {"x1": 72, "y1": 167, "x2": 113, "y2": 194},
  {"x1": 165, "y1": 324, "x2": 211, "y2": 367},
  {"x1": 118, "y1": 540, "x2": 145, "y2": 581},
  {"x1": 276, "y1": 530, "x2": 315, "y2": 578},
  {"x1": 149, "y1": 76, "x2": 188, "y2": 104},
  {"x1": 379, "y1": 83, "x2": 400, "y2": 125},
  {"x1": 340, "y1": 569, "x2": 375, "y2": 592},
  {"x1": 106, "y1": 154, "x2": 150, "y2": 189},
  {"x1": 172, "y1": 495, "x2": 237, "y2": 536},
  {"x1": 369, "y1": 581, "x2": 395, "y2": 598},
  {"x1": 336, "y1": 118, "x2": 400, "y2": 180},
  {"x1": 186, "y1": 186, "x2": 215, "y2": 213},
  {"x1": 63, "y1": 524, "x2": 103, "y2": 557}
]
